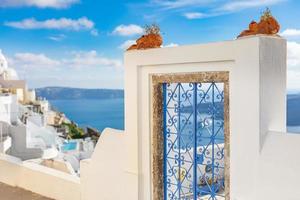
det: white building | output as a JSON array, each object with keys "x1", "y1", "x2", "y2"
[
  {"x1": 0, "y1": 94, "x2": 18, "y2": 125},
  {"x1": 0, "y1": 36, "x2": 300, "y2": 200},
  {"x1": 0, "y1": 92, "x2": 17, "y2": 154},
  {"x1": 26, "y1": 89, "x2": 36, "y2": 103},
  {"x1": 0, "y1": 50, "x2": 9, "y2": 76},
  {"x1": 0, "y1": 50, "x2": 95, "y2": 192},
  {"x1": 0, "y1": 50, "x2": 58, "y2": 159},
  {"x1": 0, "y1": 50, "x2": 28, "y2": 103}
]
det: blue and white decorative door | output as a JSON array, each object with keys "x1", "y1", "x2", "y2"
[{"x1": 163, "y1": 82, "x2": 226, "y2": 200}]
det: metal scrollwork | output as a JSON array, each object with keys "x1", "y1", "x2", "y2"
[{"x1": 163, "y1": 82, "x2": 225, "y2": 200}]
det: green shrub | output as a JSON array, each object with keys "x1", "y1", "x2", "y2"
[{"x1": 62, "y1": 122, "x2": 85, "y2": 139}]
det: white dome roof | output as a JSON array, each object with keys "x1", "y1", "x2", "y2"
[
  {"x1": 0, "y1": 49, "x2": 8, "y2": 74},
  {"x1": 6, "y1": 68, "x2": 19, "y2": 80},
  {"x1": 0, "y1": 49, "x2": 19, "y2": 80}
]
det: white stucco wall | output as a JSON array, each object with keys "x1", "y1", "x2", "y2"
[
  {"x1": 255, "y1": 132, "x2": 300, "y2": 200},
  {"x1": 26, "y1": 89, "x2": 36, "y2": 102},
  {"x1": 80, "y1": 128, "x2": 137, "y2": 200},
  {"x1": 0, "y1": 95, "x2": 13, "y2": 124},
  {"x1": 8, "y1": 123, "x2": 43, "y2": 160},
  {"x1": 0, "y1": 154, "x2": 81, "y2": 200},
  {"x1": 10, "y1": 95, "x2": 18, "y2": 124},
  {"x1": 80, "y1": 36, "x2": 291, "y2": 200},
  {"x1": 81, "y1": 35, "x2": 290, "y2": 200}
]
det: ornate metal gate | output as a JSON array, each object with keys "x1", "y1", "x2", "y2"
[{"x1": 163, "y1": 82, "x2": 225, "y2": 200}]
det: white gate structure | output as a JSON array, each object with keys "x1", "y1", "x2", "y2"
[{"x1": 80, "y1": 35, "x2": 300, "y2": 200}]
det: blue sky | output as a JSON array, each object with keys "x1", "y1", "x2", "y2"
[{"x1": 0, "y1": 0, "x2": 300, "y2": 90}]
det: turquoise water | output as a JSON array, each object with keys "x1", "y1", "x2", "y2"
[
  {"x1": 50, "y1": 98, "x2": 124, "y2": 132},
  {"x1": 62, "y1": 142, "x2": 77, "y2": 151}
]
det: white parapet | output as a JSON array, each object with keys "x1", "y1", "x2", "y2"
[
  {"x1": 80, "y1": 128, "x2": 137, "y2": 200},
  {"x1": 0, "y1": 153, "x2": 81, "y2": 200},
  {"x1": 256, "y1": 131, "x2": 300, "y2": 200}
]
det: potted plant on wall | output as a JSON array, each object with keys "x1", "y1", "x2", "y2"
[
  {"x1": 238, "y1": 8, "x2": 280, "y2": 38},
  {"x1": 127, "y1": 24, "x2": 163, "y2": 50}
]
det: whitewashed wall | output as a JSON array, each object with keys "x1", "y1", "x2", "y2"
[
  {"x1": 128, "y1": 36, "x2": 285, "y2": 200},
  {"x1": 255, "y1": 132, "x2": 300, "y2": 200},
  {"x1": 0, "y1": 154, "x2": 81, "y2": 200},
  {"x1": 80, "y1": 128, "x2": 136, "y2": 200},
  {"x1": 0, "y1": 95, "x2": 13, "y2": 124},
  {"x1": 80, "y1": 35, "x2": 298, "y2": 200}
]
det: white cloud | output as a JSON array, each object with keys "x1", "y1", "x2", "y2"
[
  {"x1": 151, "y1": 0, "x2": 212, "y2": 10},
  {"x1": 113, "y1": 24, "x2": 143, "y2": 36},
  {"x1": 0, "y1": 0, "x2": 79, "y2": 9},
  {"x1": 287, "y1": 41, "x2": 300, "y2": 68},
  {"x1": 282, "y1": 29, "x2": 300, "y2": 37},
  {"x1": 48, "y1": 34, "x2": 66, "y2": 41},
  {"x1": 7, "y1": 51, "x2": 123, "y2": 88},
  {"x1": 287, "y1": 70, "x2": 300, "y2": 92},
  {"x1": 152, "y1": 0, "x2": 284, "y2": 10},
  {"x1": 11, "y1": 53, "x2": 61, "y2": 67},
  {"x1": 287, "y1": 41, "x2": 300, "y2": 91},
  {"x1": 65, "y1": 51, "x2": 122, "y2": 68},
  {"x1": 8, "y1": 51, "x2": 122, "y2": 71},
  {"x1": 218, "y1": 0, "x2": 285, "y2": 12},
  {"x1": 149, "y1": 0, "x2": 285, "y2": 20},
  {"x1": 5, "y1": 17, "x2": 94, "y2": 31},
  {"x1": 183, "y1": 12, "x2": 206, "y2": 19},
  {"x1": 118, "y1": 40, "x2": 136, "y2": 50}
]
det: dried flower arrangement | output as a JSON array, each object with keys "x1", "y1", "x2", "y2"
[
  {"x1": 238, "y1": 8, "x2": 280, "y2": 38},
  {"x1": 127, "y1": 24, "x2": 163, "y2": 51},
  {"x1": 144, "y1": 24, "x2": 161, "y2": 35}
]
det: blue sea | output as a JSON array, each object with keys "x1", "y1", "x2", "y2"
[
  {"x1": 49, "y1": 98, "x2": 300, "y2": 134},
  {"x1": 50, "y1": 98, "x2": 124, "y2": 132}
]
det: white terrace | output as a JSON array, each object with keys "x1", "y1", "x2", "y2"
[{"x1": 1, "y1": 35, "x2": 300, "y2": 200}]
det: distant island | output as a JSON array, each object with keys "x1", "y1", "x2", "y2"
[{"x1": 36, "y1": 87, "x2": 124, "y2": 100}]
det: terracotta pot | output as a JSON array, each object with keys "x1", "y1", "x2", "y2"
[
  {"x1": 238, "y1": 16, "x2": 280, "y2": 38},
  {"x1": 238, "y1": 30, "x2": 256, "y2": 38},
  {"x1": 127, "y1": 33, "x2": 163, "y2": 50},
  {"x1": 258, "y1": 16, "x2": 280, "y2": 34},
  {"x1": 136, "y1": 33, "x2": 162, "y2": 49},
  {"x1": 249, "y1": 21, "x2": 258, "y2": 32},
  {"x1": 127, "y1": 44, "x2": 137, "y2": 50}
]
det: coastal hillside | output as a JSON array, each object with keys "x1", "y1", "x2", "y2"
[{"x1": 36, "y1": 87, "x2": 124, "y2": 100}]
